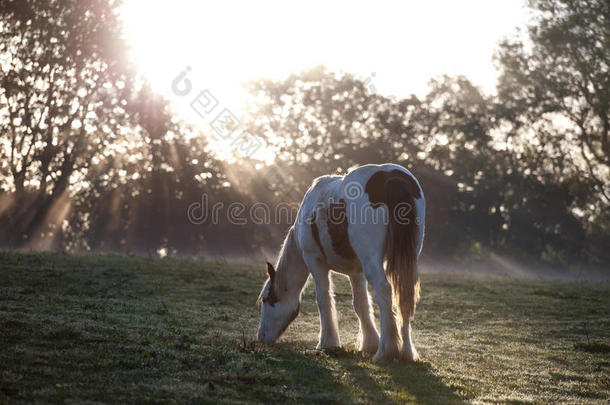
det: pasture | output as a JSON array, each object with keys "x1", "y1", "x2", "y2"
[{"x1": 0, "y1": 251, "x2": 608, "y2": 404}]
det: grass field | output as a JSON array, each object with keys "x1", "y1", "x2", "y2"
[{"x1": 0, "y1": 251, "x2": 608, "y2": 404}]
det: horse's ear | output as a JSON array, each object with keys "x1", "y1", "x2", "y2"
[{"x1": 266, "y1": 262, "x2": 275, "y2": 280}]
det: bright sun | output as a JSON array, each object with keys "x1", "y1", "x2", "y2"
[
  {"x1": 120, "y1": 0, "x2": 529, "y2": 104},
  {"x1": 119, "y1": 0, "x2": 529, "y2": 162}
]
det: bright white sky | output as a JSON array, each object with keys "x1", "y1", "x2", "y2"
[{"x1": 120, "y1": 0, "x2": 530, "y2": 119}]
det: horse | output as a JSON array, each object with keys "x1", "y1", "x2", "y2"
[{"x1": 257, "y1": 163, "x2": 425, "y2": 364}]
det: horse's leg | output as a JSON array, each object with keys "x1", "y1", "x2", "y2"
[
  {"x1": 400, "y1": 318, "x2": 419, "y2": 362},
  {"x1": 362, "y1": 258, "x2": 401, "y2": 364},
  {"x1": 349, "y1": 272, "x2": 379, "y2": 353},
  {"x1": 348, "y1": 209, "x2": 400, "y2": 363},
  {"x1": 304, "y1": 257, "x2": 340, "y2": 349}
]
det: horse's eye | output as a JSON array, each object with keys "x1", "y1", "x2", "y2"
[{"x1": 262, "y1": 292, "x2": 276, "y2": 307}]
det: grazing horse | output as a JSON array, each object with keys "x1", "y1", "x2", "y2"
[{"x1": 257, "y1": 163, "x2": 425, "y2": 364}]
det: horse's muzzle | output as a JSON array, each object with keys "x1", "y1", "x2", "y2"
[{"x1": 257, "y1": 329, "x2": 275, "y2": 344}]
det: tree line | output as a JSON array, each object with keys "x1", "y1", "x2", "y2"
[{"x1": 1, "y1": 0, "x2": 608, "y2": 270}]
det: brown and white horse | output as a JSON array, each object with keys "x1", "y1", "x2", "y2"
[{"x1": 257, "y1": 163, "x2": 425, "y2": 364}]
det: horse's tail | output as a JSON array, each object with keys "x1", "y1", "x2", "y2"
[{"x1": 384, "y1": 175, "x2": 420, "y2": 322}]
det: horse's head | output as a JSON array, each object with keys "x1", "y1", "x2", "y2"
[{"x1": 257, "y1": 262, "x2": 300, "y2": 343}]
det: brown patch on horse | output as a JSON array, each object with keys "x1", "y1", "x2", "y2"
[
  {"x1": 326, "y1": 198, "x2": 356, "y2": 259},
  {"x1": 365, "y1": 169, "x2": 421, "y2": 208},
  {"x1": 311, "y1": 212, "x2": 326, "y2": 257}
]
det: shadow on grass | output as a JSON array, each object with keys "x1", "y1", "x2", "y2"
[
  {"x1": 270, "y1": 345, "x2": 466, "y2": 404},
  {"x1": 385, "y1": 361, "x2": 467, "y2": 405}
]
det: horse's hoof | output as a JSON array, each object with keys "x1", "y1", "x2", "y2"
[
  {"x1": 360, "y1": 342, "x2": 379, "y2": 354},
  {"x1": 399, "y1": 346, "x2": 420, "y2": 362},
  {"x1": 372, "y1": 346, "x2": 399, "y2": 364},
  {"x1": 316, "y1": 339, "x2": 341, "y2": 350},
  {"x1": 359, "y1": 335, "x2": 379, "y2": 354},
  {"x1": 372, "y1": 351, "x2": 393, "y2": 364}
]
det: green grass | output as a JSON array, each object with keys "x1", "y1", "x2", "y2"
[{"x1": 0, "y1": 251, "x2": 608, "y2": 404}]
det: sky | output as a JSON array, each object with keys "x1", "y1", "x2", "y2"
[{"x1": 120, "y1": 0, "x2": 531, "y2": 120}]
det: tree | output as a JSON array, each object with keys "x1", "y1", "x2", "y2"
[
  {"x1": 67, "y1": 84, "x2": 229, "y2": 254},
  {"x1": 0, "y1": 0, "x2": 133, "y2": 245},
  {"x1": 496, "y1": 0, "x2": 610, "y2": 205},
  {"x1": 243, "y1": 67, "x2": 425, "y2": 190}
]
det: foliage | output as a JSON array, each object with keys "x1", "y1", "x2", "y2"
[
  {"x1": 0, "y1": 0, "x2": 133, "y2": 244},
  {"x1": 496, "y1": 0, "x2": 610, "y2": 205}
]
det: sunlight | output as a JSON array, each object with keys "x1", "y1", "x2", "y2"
[{"x1": 120, "y1": 0, "x2": 530, "y2": 114}]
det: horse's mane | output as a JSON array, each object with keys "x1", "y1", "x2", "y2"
[{"x1": 274, "y1": 227, "x2": 299, "y2": 294}]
